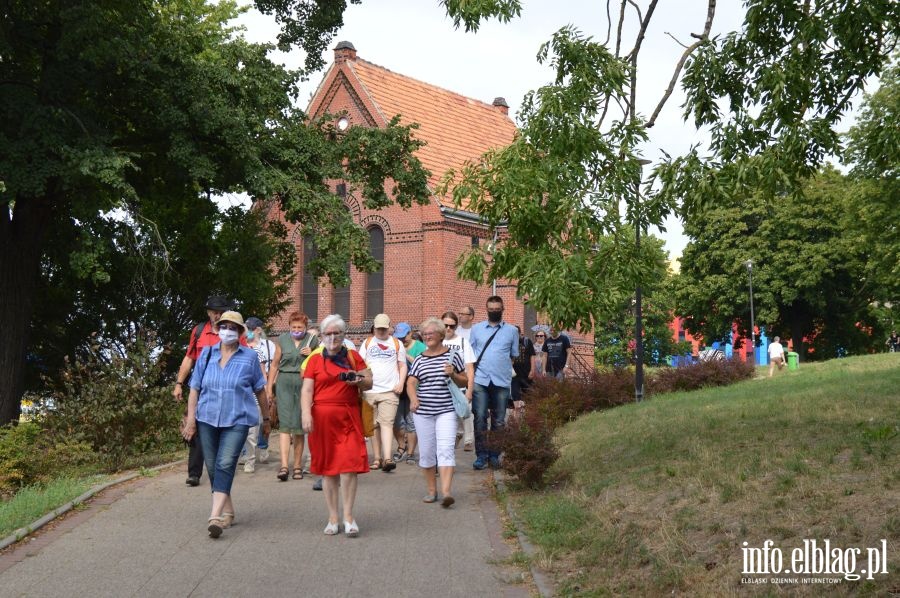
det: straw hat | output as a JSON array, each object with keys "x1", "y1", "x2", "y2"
[{"x1": 214, "y1": 311, "x2": 246, "y2": 333}]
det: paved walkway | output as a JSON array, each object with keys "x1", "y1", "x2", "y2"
[{"x1": 0, "y1": 444, "x2": 532, "y2": 598}]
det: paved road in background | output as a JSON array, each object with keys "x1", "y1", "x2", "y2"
[{"x1": 0, "y1": 445, "x2": 531, "y2": 598}]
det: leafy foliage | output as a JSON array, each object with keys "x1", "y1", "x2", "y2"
[
  {"x1": 42, "y1": 334, "x2": 183, "y2": 471},
  {"x1": 845, "y1": 58, "x2": 900, "y2": 300},
  {"x1": 672, "y1": 167, "x2": 877, "y2": 358},
  {"x1": 0, "y1": 0, "x2": 431, "y2": 423},
  {"x1": 592, "y1": 234, "x2": 684, "y2": 367},
  {"x1": 0, "y1": 421, "x2": 95, "y2": 499}
]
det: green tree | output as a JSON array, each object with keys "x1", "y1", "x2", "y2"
[
  {"x1": 0, "y1": 0, "x2": 430, "y2": 424},
  {"x1": 592, "y1": 233, "x2": 683, "y2": 367},
  {"x1": 436, "y1": 1, "x2": 897, "y2": 335},
  {"x1": 845, "y1": 58, "x2": 900, "y2": 302},
  {"x1": 672, "y1": 167, "x2": 875, "y2": 359}
]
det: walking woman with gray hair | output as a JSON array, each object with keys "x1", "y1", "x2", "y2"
[
  {"x1": 301, "y1": 314, "x2": 372, "y2": 537},
  {"x1": 407, "y1": 317, "x2": 467, "y2": 507}
]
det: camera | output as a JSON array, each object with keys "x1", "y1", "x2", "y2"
[{"x1": 339, "y1": 371, "x2": 358, "y2": 382}]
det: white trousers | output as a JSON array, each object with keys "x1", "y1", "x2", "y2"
[{"x1": 413, "y1": 411, "x2": 458, "y2": 468}]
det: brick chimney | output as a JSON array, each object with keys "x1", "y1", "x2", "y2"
[
  {"x1": 334, "y1": 41, "x2": 357, "y2": 64},
  {"x1": 492, "y1": 97, "x2": 509, "y2": 115}
]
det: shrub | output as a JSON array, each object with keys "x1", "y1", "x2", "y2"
[
  {"x1": 42, "y1": 333, "x2": 183, "y2": 471},
  {"x1": 492, "y1": 420, "x2": 559, "y2": 489},
  {"x1": 648, "y1": 358, "x2": 755, "y2": 395},
  {"x1": 494, "y1": 370, "x2": 633, "y2": 487},
  {"x1": 0, "y1": 421, "x2": 95, "y2": 498}
]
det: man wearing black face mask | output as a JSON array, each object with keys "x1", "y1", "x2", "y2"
[{"x1": 469, "y1": 296, "x2": 519, "y2": 470}]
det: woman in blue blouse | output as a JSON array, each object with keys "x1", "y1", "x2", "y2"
[{"x1": 182, "y1": 311, "x2": 270, "y2": 538}]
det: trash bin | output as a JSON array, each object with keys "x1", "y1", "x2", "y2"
[{"x1": 787, "y1": 352, "x2": 799, "y2": 371}]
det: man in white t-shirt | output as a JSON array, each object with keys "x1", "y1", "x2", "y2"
[
  {"x1": 456, "y1": 305, "x2": 475, "y2": 341},
  {"x1": 768, "y1": 336, "x2": 786, "y2": 378},
  {"x1": 360, "y1": 313, "x2": 407, "y2": 472}
]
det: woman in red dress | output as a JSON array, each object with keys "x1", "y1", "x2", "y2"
[{"x1": 301, "y1": 314, "x2": 371, "y2": 537}]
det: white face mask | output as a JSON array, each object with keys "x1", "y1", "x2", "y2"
[
  {"x1": 218, "y1": 329, "x2": 240, "y2": 345},
  {"x1": 322, "y1": 332, "x2": 342, "y2": 352}
]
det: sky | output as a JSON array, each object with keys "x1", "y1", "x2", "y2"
[{"x1": 229, "y1": 1, "x2": 749, "y2": 258}]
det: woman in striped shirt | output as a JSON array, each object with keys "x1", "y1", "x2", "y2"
[{"x1": 406, "y1": 317, "x2": 467, "y2": 507}]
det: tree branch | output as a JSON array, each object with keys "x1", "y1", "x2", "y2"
[
  {"x1": 627, "y1": 0, "x2": 659, "y2": 120},
  {"x1": 664, "y1": 31, "x2": 689, "y2": 49},
  {"x1": 646, "y1": 0, "x2": 716, "y2": 128},
  {"x1": 602, "y1": 0, "x2": 613, "y2": 46},
  {"x1": 614, "y1": 0, "x2": 626, "y2": 58}
]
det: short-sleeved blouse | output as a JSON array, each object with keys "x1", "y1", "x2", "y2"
[{"x1": 190, "y1": 344, "x2": 266, "y2": 427}]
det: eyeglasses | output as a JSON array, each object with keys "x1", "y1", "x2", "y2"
[
  {"x1": 219, "y1": 323, "x2": 240, "y2": 331},
  {"x1": 443, "y1": 323, "x2": 457, "y2": 329},
  {"x1": 460, "y1": 311, "x2": 473, "y2": 316}
]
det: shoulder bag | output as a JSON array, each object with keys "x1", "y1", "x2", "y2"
[{"x1": 446, "y1": 348, "x2": 471, "y2": 418}]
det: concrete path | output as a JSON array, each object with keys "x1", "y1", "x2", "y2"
[{"x1": 0, "y1": 444, "x2": 532, "y2": 598}]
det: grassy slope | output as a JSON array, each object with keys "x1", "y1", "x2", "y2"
[{"x1": 514, "y1": 354, "x2": 900, "y2": 596}]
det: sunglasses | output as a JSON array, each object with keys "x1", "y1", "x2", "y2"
[
  {"x1": 535, "y1": 334, "x2": 545, "y2": 338},
  {"x1": 443, "y1": 323, "x2": 457, "y2": 329}
]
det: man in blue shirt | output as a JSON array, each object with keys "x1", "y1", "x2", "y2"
[{"x1": 469, "y1": 295, "x2": 519, "y2": 470}]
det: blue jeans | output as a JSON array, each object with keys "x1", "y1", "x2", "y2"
[
  {"x1": 197, "y1": 422, "x2": 250, "y2": 495},
  {"x1": 472, "y1": 383, "x2": 509, "y2": 460}
]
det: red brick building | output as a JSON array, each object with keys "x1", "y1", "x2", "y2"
[{"x1": 267, "y1": 42, "x2": 595, "y2": 369}]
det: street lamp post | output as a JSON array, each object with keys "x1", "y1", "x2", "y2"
[
  {"x1": 745, "y1": 259, "x2": 756, "y2": 364},
  {"x1": 634, "y1": 159, "x2": 651, "y2": 402}
]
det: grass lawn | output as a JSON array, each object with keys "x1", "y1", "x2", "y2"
[
  {"x1": 0, "y1": 476, "x2": 106, "y2": 539},
  {"x1": 510, "y1": 354, "x2": 899, "y2": 595}
]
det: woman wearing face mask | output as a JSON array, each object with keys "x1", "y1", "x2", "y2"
[
  {"x1": 182, "y1": 311, "x2": 270, "y2": 538},
  {"x1": 267, "y1": 312, "x2": 319, "y2": 481},
  {"x1": 301, "y1": 314, "x2": 372, "y2": 536}
]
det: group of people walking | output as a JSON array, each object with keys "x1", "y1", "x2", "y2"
[{"x1": 175, "y1": 295, "x2": 571, "y2": 539}]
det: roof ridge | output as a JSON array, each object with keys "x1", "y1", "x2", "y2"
[{"x1": 353, "y1": 57, "x2": 511, "y2": 117}]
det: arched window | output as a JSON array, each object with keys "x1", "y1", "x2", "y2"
[
  {"x1": 365, "y1": 226, "x2": 384, "y2": 319},
  {"x1": 301, "y1": 236, "x2": 318, "y2": 321},
  {"x1": 332, "y1": 262, "x2": 351, "y2": 321}
]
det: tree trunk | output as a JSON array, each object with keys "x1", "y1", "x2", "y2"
[{"x1": 0, "y1": 197, "x2": 51, "y2": 425}]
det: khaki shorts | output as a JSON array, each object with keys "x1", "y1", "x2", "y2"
[{"x1": 364, "y1": 391, "x2": 400, "y2": 428}]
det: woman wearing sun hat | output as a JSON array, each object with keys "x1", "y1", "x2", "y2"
[{"x1": 182, "y1": 311, "x2": 271, "y2": 538}]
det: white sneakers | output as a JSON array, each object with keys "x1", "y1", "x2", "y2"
[
  {"x1": 258, "y1": 448, "x2": 269, "y2": 463},
  {"x1": 243, "y1": 462, "x2": 255, "y2": 473}
]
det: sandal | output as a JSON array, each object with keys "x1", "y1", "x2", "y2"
[
  {"x1": 392, "y1": 444, "x2": 407, "y2": 461},
  {"x1": 208, "y1": 517, "x2": 225, "y2": 538},
  {"x1": 370, "y1": 459, "x2": 382, "y2": 470},
  {"x1": 406, "y1": 454, "x2": 417, "y2": 465},
  {"x1": 292, "y1": 468, "x2": 304, "y2": 480},
  {"x1": 277, "y1": 467, "x2": 289, "y2": 481},
  {"x1": 381, "y1": 459, "x2": 396, "y2": 472},
  {"x1": 221, "y1": 512, "x2": 235, "y2": 529}
]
